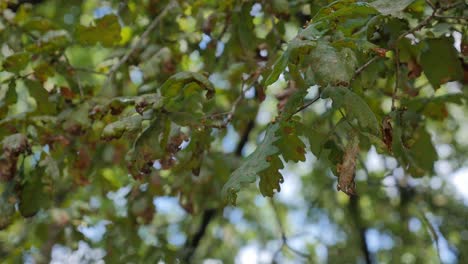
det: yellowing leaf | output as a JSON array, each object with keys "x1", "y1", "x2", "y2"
[
  {"x1": 76, "y1": 14, "x2": 122, "y2": 47},
  {"x1": 2, "y1": 52, "x2": 30, "y2": 73},
  {"x1": 101, "y1": 115, "x2": 143, "y2": 140}
]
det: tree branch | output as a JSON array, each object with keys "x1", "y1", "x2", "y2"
[
  {"x1": 350, "y1": 196, "x2": 373, "y2": 264},
  {"x1": 182, "y1": 208, "x2": 217, "y2": 263}
]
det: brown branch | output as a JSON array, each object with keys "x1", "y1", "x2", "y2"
[
  {"x1": 235, "y1": 119, "x2": 255, "y2": 156},
  {"x1": 182, "y1": 208, "x2": 217, "y2": 263},
  {"x1": 350, "y1": 196, "x2": 373, "y2": 264}
]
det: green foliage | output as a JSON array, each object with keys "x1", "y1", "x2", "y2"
[
  {"x1": 308, "y1": 42, "x2": 358, "y2": 86},
  {"x1": 75, "y1": 14, "x2": 122, "y2": 47},
  {"x1": 222, "y1": 123, "x2": 281, "y2": 205},
  {"x1": 2, "y1": 52, "x2": 30, "y2": 73},
  {"x1": 0, "y1": 0, "x2": 467, "y2": 263},
  {"x1": 370, "y1": 0, "x2": 415, "y2": 17},
  {"x1": 322, "y1": 86, "x2": 380, "y2": 135},
  {"x1": 420, "y1": 37, "x2": 464, "y2": 88}
]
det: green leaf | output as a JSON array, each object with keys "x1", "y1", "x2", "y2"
[
  {"x1": 264, "y1": 39, "x2": 316, "y2": 86},
  {"x1": 264, "y1": 49, "x2": 291, "y2": 86},
  {"x1": 322, "y1": 86, "x2": 380, "y2": 135},
  {"x1": 307, "y1": 128, "x2": 329, "y2": 158},
  {"x1": 39, "y1": 156, "x2": 60, "y2": 180},
  {"x1": 279, "y1": 88, "x2": 308, "y2": 119},
  {"x1": 19, "y1": 167, "x2": 51, "y2": 217},
  {"x1": 75, "y1": 14, "x2": 122, "y2": 47},
  {"x1": 101, "y1": 115, "x2": 143, "y2": 140},
  {"x1": 61, "y1": 103, "x2": 91, "y2": 134},
  {"x1": 22, "y1": 17, "x2": 57, "y2": 33},
  {"x1": 272, "y1": 0, "x2": 289, "y2": 14},
  {"x1": 308, "y1": 42, "x2": 357, "y2": 85},
  {"x1": 370, "y1": 0, "x2": 415, "y2": 18},
  {"x1": 26, "y1": 30, "x2": 71, "y2": 53},
  {"x1": 276, "y1": 120, "x2": 306, "y2": 162},
  {"x1": 160, "y1": 72, "x2": 215, "y2": 115},
  {"x1": 392, "y1": 115, "x2": 438, "y2": 177},
  {"x1": 407, "y1": 127, "x2": 438, "y2": 176},
  {"x1": 258, "y1": 155, "x2": 284, "y2": 197},
  {"x1": 420, "y1": 37, "x2": 464, "y2": 89},
  {"x1": 0, "y1": 194, "x2": 15, "y2": 230},
  {"x1": 2, "y1": 52, "x2": 30, "y2": 73},
  {"x1": 298, "y1": 22, "x2": 326, "y2": 40},
  {"x1": 24, "y1": 80, "x2": 55, "y2": 115},
  {"x1": 0, "y1": 82, "x2": 17, "y2": 118},
  {"x1": 126, "y1": 115, "x2": 168, "y2": 177},
  {"x1": 160, "y1": 71, "x2": 215, "y2": 99},
  {"x1": 222, "y1": 123, "x2": 281, "y2": 205},
  {"x1": 313, "y1": 1, "x2": 378, "y2": 22}
]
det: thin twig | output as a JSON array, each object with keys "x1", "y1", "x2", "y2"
[
  {"x1": 106, "y1": 0, "x2": 176, "y2": 82},
  {"x1": 419, "y1": 210, "x2": 442, "y2": 263},
  {"x1": 206, "y1": 70, "x2": 263, "y2": 128},
  {"x1": 288, "y1": 94, "x2": 321, "y2": 118},
  {"x1": 73, "y1": 67, "x2": 107, "y2": 76},
  {"x1": 425, "y1": 0, "x2": 435, "y2": 9},
  {"x1": 352, "y1": 56, "x2": 380, "y2": 82},
  {"x1": 270, "y1": 199, "x2": 311, "y2": 263}
]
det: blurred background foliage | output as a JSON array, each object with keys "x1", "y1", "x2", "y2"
[{"x1": 0, "y1": 0, "x2": 467, "y2": 263}]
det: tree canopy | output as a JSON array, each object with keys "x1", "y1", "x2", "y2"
[{"x1": 1, "y1": 0, "x2": 467, "y2": 263}]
